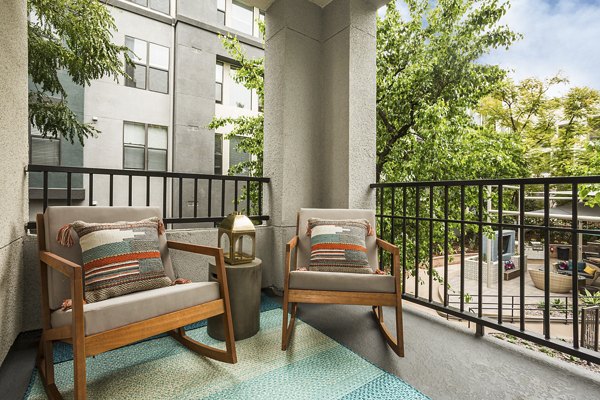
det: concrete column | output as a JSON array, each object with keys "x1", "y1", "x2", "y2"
[
  {"x1": 262, "y1": 0, "x2": 379, "y2": 288},
  {"x1": 0, "y1": 0, "x2": 29, "y2": 364}
]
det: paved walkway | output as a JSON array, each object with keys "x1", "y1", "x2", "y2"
[{"x1": 403, "y1": 261, "x2": 580, "y2": 341}]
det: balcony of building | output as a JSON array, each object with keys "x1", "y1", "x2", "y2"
[{"x1": 2, "y1": 0, "x2": 600, "y2": 399}]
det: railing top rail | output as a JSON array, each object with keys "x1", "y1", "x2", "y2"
[
  {"x1": 370, "y1": 175, "x2": 600, "y2": 188},
  {"x1": 27, "y1": 164, "x2": 271, "y2": 183}
]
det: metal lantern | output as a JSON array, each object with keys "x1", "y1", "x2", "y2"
[{"x1": 218, "y1": 212, "x2": 256, "y2": 265}]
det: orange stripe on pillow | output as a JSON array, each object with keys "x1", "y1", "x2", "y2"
[
  {"x1": 84, "y1": 251, "x2": 161, "y2": 271},
  {"x1": 311, "y1": 243, "x2": 367, "y2": 252}
]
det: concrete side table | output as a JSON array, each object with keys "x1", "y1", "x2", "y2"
[{"x1": 207, "y1": 258, "x2": 262, "y2": 341}]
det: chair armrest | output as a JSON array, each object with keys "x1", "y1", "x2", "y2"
[
  {"x1": 287, "y1": 235, "x2": 299, "y2": 252},
  {"x1": 39, "y1": 251, "x2": 81, "y2": 279},
  {"x1": 167, "y1": 240, "x2": 221, "y2": 258},
  {"x1": 376, "y1": 238, "x2": 399, "y2": 254},
  {"x1": 284, "y1": 236, "x2": 299, "y2": 290}
]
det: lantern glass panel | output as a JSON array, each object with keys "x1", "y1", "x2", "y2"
[
  {"x1": 234, "y1": 234, "x2": 254, "y2": 259},
  {"x1": 219, "y1": 232, "x2": 231, "y2": 258}
]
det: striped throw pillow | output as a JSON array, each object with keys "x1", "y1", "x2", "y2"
[
  {"x1": 307, "y1": 218, "x2": 373, "y2": 274},
  {"x1": 59, "y1": 218, "x2": 172, "y2": 303}
]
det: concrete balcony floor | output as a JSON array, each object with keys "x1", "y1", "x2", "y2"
[{"x1": 1, "y1": 294, "x2": 599, "y2": 399}]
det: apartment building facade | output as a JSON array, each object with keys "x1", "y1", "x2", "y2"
[{"x1": 29, "y1": 0, "x2": 264, "y2": 221}]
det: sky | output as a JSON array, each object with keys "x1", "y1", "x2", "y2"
[{"x1": 380, "y1": 0, "x2": 600, "y2": 96}]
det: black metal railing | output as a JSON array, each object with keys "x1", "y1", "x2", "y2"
[
  {"x1": 26, "y1": 164, "x2": 270, "y2": 230},
  {"x1": 371, "y1": 175, "x2": 600, "y2": 364}
]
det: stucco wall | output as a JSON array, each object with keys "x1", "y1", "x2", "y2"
[{"x1": 0, "y1": 0, "x2": 28, "y2": 365}]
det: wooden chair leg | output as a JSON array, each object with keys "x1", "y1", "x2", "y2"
[
  {"x1": 281, "y1": 300, "x2": 297, "y2": 351},
  {"x1": 372, "y1": 296, "x2": 404, "y2": 357},
  {"x1": 72, "y1": 331, "x2": 86, "y2": 399},
  {"x1": 38, "y1": 337, "x2": 62, "y2": 400},
  {"x1": 395, "y1": 295, "x2": 405, "y2": 357}
]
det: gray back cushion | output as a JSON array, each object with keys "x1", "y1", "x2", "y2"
[
  {"x1": 296, "y1": 208, "x2": 377, "y2": 271},
  {"x1": 42, "y1": 206, "x2": 175, "y2": 310}
]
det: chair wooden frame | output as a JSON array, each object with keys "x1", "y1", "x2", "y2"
[
  {"x1": 281, "y1": 215, "x2": 404, "y2": 357},
  {"x1": 35, "y1": 214, "x2": 237, "y2": 400}
]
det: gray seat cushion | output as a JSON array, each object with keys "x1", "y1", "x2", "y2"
[
  {"x1": 51, "y1": 282, "x2": 220, "y2": 336},
  {"x1": 289, "y1": 270, "x2": 395, "y2": 293}
]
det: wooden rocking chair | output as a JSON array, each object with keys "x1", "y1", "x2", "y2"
[
  {"x1": 281, "y1": 208, "x2": 404, "y2": 356},
  {"x1": 36, "y1": 207, "x2": 236, "y2": 399}
]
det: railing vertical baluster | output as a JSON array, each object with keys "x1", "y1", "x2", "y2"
[
  {"x1": 519, "y1": 183, "x2": 525, "y2": 331},
  {"x1": 572, "y1": 183, "x2": 579, "y2": 348},
  {"x1": 146, "y1": 176, "x2": 151, "y2": 207},
  {"x1": 43, "y1": 171, "x2": 48, "y2": 212},
  {"x1": 444, "y1": 185, "x2": 449, "y2": 307},
  {"x1": 460, "y1": 185, "x2": 465, "y2": 313},
  {"x1": 128, "y1": 175, "x2": 132, "y2": 206},
  {"x1": 258, "y1": 181, "x2": 263, "y2": 217},
  {"x1": 193, "y1": 178, "x2": 198, "y2": 218},
  {"x1": 478, "y1": 185, "x2": 484, "y2": 323},
  {"x1": 498, "y1": 184, "x2": 503, "y2": 324},
  {"x1": 109, "y1": 174, "x2": 114, "y2": 207},
  {"x1": 234, "y1": 180, "x2": 239, "y2": 212},
  {"x1": 162, "y1": 176, "x2": 167, "y2": 218},
  {"x1": 429, "y1": 185, "x2": 434, "y2": 302},
  {"x1": 379, "y1": 187, "x2": 384, "y2": 271},
  {"x1": 543, "y1": 183, "x2": 550, "y2": 339},
  {"x1": 402, "y1": 187, "x2": 407, "y2": 294},
  {"x1": 594, "y1": 307, "x2": 600, "y2": 351},
  {"x1": 89, "y1": 173, "x2": 94, "y2": 206},
  {"x1": 415, "y1": 186, "x2": 420, "y2": 298},
  {"x1": 178, "y1": 177, "x2": 183, "y2": 219},
  {"x1": 221, "y1": 179, "x2": 226, "y2": 218},
  {"x1": 246, "y1": 179, "x2": 251, "y2": 215},
  {"x1": 391, "y1": 187, "x2": 396, "y2": 272},
  {"x1": 208, "y1": 178, "x2": 212, "y2": 217},
  {"x1": 66, "y1": 172, "x2": 72, "y2": 206}
]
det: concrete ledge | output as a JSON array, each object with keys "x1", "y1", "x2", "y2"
[{"x1": 295, "y1": 301, "x2": 600, "y2": 399}]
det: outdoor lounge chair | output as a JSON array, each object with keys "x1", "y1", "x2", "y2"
[
  {"x1": 36, "y1": 207, "x2": 236, "y2": 400},
  {"x1": 281, "y1": 208, "x2": 404, "y2": 356}
]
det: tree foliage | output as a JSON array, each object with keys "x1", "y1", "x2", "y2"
[
  {"x1": 478, "y1": 75, "x2": 600, "y2": 205},
  {"x1": 376, "y1": 0, "x2": 521, "y2": 183},
  {"x1": 28, "y1": 0, "x2": 130, "y2": 145}
]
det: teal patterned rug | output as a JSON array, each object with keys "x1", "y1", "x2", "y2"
[{"x1": 25, "y1": 297, "x2": 427, "y2": 399}]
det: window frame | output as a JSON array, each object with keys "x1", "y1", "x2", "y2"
[
  {"x1": 229, "y1": 65, "x2": 253, "y2": 110},
  {"x1": 230, "y1": 0, "x2": 255, "y2": 36},
  {"x1": 29, "y1": 128, "x2": 61, "y2": 166},
  {"x1": 216, "y1": 61, "x2": 224, "y2": 104},
  {"x1": 127, "y1": 0, "x2": 171, "y2": 15},
  {"x1": 123, "y1": 121, "x2": 168, "y2": 171},
  {"x1": 217, "y1": 0, "x2": 226, "y2": 25},
  {"x1": 125, "y1": 36, "x2": 170, "y2": 94}
]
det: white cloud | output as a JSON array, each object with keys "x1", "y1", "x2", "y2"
[{"x1": 480, "y1": 0, "x2": 600, "y2": 95}]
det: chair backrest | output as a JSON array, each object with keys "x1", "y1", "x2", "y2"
[
  {"x1": 41, "y1": 206, "x2": 175, "y2": 310},
  {"x1": 295, "y1": 208, "x2": 378, "y2": 271}
]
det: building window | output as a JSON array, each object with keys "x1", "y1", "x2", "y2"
[
  {"x1": 229, "y1": 135, "x2": 250, "y2": 176},
  {"x1": 231, "y1": 0, "x2": 254, "y2": 36},
  {"x1": 128, "y1": 0, "x2": 170, "y2": 15},
  {"x1": 123, "y1": 122, "x2": 168, "y2": 171},
  {"x1": 125, "y1": 36, "x2": 169, "y2": 94},
  {"x1": 30, "y1": 125, "x2": 60, "y2": 166},
  {"x1": 230, "y1": 67, "x2": 252, "y2": 109},
  {"x1": 215, "y1": 134, "x2": 223, "y2": 175},
  {"x1": 216, "y1": 62, "x2": 224, "y2": 104},
  {"x1": 217, "y1": 0, "x2": 226, "y2": 25}
]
